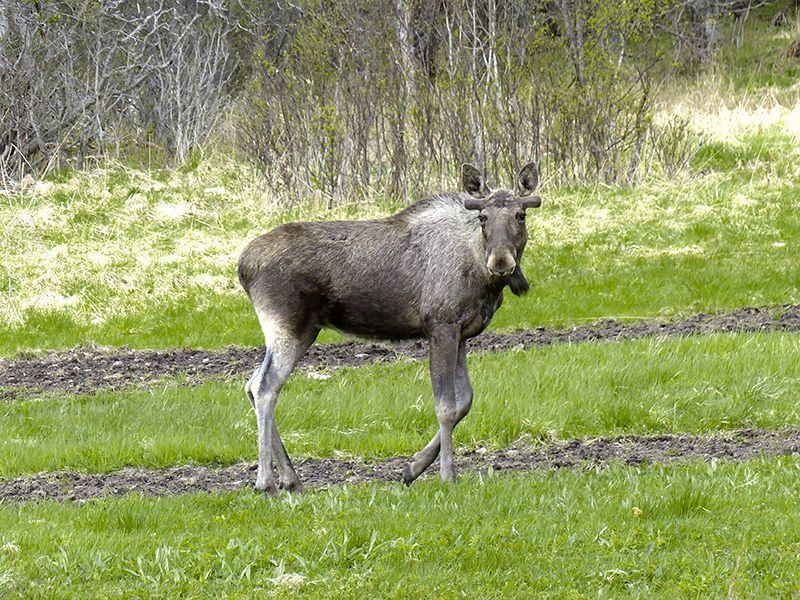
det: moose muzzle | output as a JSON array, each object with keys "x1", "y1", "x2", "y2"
[{"x1": 486, "y1": 246, "x2": 517, "y2": 277}]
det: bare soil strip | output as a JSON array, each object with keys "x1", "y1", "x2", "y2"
[
  {"x1": 2, "y1": 304, "x2": 799, "y2": 400},
  {"x1": 1, "y1": 428, "x2": 798, "y2": 503}
]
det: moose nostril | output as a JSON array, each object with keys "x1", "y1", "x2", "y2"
[{"x1": 488, "y1": 265, "x2": 516, "y2": 277}]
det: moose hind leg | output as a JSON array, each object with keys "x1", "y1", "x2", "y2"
[
  {"x1": 246, "y1": 368, "x2": 301, "y2": 491},
  {"x1": 250, "y1": 323, "x2": 317, "y2": 495},
  {"x1": 272, "y1": 421, "x2": 303, "y2": 492}
]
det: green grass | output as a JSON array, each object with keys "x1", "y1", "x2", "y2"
[
  {"x1": 1, "y1": 128, "x2": 799, "y2": 356},
  {"x1": 492, "y1": 133, "x2": 800, "y2": 330},
  {"x1": 2, "y1": 458, "x2": 800, "y2": 597},
  {"x1": 2, "y1": 332, "x2": 799, "y2": 478}
]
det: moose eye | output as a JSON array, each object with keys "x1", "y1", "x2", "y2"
[
  {"x1": 478, "y1": 213, "x2": 487, "y2": 226},
  {"x1": 515, "y1": 213, "x2": 526, "y2": 224}
]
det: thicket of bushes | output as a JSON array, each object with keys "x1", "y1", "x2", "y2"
[{"x1": 0, "y1": 0, "x2": 793, "y2": 200}]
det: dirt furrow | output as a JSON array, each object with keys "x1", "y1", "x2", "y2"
[
  {"x1": 1, "y1": 304, "x2": 799, "y2": 399},
  {"x1": 2, "y1": 428, "x2": 799, "y2": 503}
]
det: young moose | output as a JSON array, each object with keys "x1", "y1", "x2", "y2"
[{"x1": 238, "y1": 163, "x2": 542, "y2": 494}]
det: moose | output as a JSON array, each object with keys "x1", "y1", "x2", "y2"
[{"x1": 238, "y1": 163, "x2": 542, "y2": 494}]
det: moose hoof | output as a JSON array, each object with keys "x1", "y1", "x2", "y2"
[
  {"x1": 280, "y1": 479, "x2": 305, "y2": 494},
  {"x1": 440, "y1": 469, "x2": 457, "y2": 484},
  {"x1": 254, "y1": 481, "x2": 279, "y2": 496},
  {"x1": 402, "y1": 464, "x2": 417, "y2": 486}
]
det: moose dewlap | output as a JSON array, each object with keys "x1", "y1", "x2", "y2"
[{"x1": 237, "y1": 163, "x2": 542, "y2": 494}]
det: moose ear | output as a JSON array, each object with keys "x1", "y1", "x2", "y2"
[
  {"x1": 521, "y1": 196, "x2": 542, "y2": 210},
  {"x1": 517, "y1": 161, "x2": 539, "y2": 196},
  {"x1": 461, "y1": 163, "x2": 486, "y2": 198},
  {"x1": 464, "y1": 197, "x2": 484, "y2": 210}
]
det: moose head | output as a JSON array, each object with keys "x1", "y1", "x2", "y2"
[{"x1": 461, "y1": 162, "x2": 542, "y2": 278}]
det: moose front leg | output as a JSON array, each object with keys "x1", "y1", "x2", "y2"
[
  {"x1": 404, "y1": 338, "x2": 473, "y2": 484},
  {"x1": 426, "y1": 325, "x2": 460, "y2": 483}
]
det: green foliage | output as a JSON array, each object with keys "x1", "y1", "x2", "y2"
[
  {"x1": 692, "y1": 130, "x2": 797, "y2": 172},
  {"x1": 179, "y1": 148, "x2": 204, "y2": 174},
  {"x1": 692, "y1": 140, "x2": 745, "y2": 171},
  {"x1": 710, "y1": 3, "x2": 800, "y2": 93}
]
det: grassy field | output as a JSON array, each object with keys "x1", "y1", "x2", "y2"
[
  {"x1": 2, "y1": 9, "x2": 800, "y2": 598},
  {"x1": 4, "y1": 329, "x2": 800, "y2": 596},
  {"x1": 1, "y1": 126, "x2": 800, "y2": 355},
  {"x1": 3, "y1": 331, "x2": 800, "y2": 477},
  {"x1": 2, "y1": 459, "x2": 800, "y2": 597}
]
